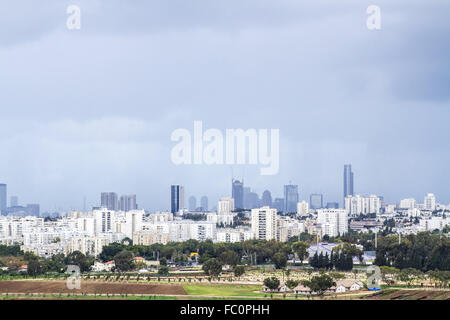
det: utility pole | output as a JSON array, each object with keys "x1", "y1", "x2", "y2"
[{"x1": 375, "y1": 230, "x2": 377, "y2": 249}]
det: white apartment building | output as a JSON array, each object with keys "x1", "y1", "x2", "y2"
[
  {"x1": 93, "y1": 208, "x2": 116, "y2": 233},
  {"x1": 345, "y1": 195, "x2": 381, "y2": 215},
  {"x1": 122, "y1": 210, "x2": 144, "y2": 239},
  {"x1": 146, "y1": 212, "x2": 174, "y2": 223},
  {"x1": 424, "y1": 193, "x2": 437, "y2": 211},
  {"x1": 207, "y1": 212, "x2": 234, "y2": 225},
  {"x1": 251, "y1": 206, "x2": 278, "y2": 240},
  {"x1": 218, "y1": 197, "x2": 235, "y2": 215},
  {"x1": 297, "y1": 201, "x2": 309, "y2": 216},
  {"x1": 277, "y1": 217, "x2": 305, "y2": 242},
  {"x1": 419, "y1": 216, "x2": 449, "y2": 231},
  {"x1": 317, "y1": 209, "x2": 348, "y2": 237},
  {"x1": 399, "y1": 198, "x2": 416, "y2": 210},
  {"x1": 216, "y1": 227, "x2": 253, "y2": 243},
  {"x1": 66, "y1": 236, "x2": 111, "y2": 257}
]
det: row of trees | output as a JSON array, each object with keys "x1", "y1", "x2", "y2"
[{"x1": 374, "y1": 232, "x2": 449, "y2": 271}]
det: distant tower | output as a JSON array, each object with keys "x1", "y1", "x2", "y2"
[
  {"x1": 200, "y1": 196, "x2": 208, "y2": 211},
  {"x1": 119, "y1": 195, "x2": 137, "y2": 212},
  {"x1": 310, "y1": 194, "x2": 323, "y2": 210},
  {"x1": 343, "y1": 164, "x2": 354, "y2": 205},
  {"x1": 261, "y1": 190, "x2": 273, "y2": 207},
  {"x1": 0, "y1": 184, "x2": 7, "y2": 214},
  {"x1": 10, "y1": 196, "x2": 19, "y2": 207},
  {"x1": 284, "y1": 184, "x2": 299, "y2": 213},
  {"x1": 101, "y1": 192, "x2": 118, "y2": 211},
  {"x1": 188, "y1": 196, "x2": 197, "y2": 211},
  {"x1": 232, "y1": 179, "x2": 244, "y2": 210},
  {"x1": 171, "y1": 185, "x2": 184, "y2": 214}
]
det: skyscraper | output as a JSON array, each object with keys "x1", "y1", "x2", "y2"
[
  {"x1": 284, "y1": 184, "x2": 299, "y2": 213},
  {"x1": 0, "y1": 184, "x2": 7, "y2": 214},
  {"x1": 200, "y1": 196, "x2": 208, "y2": 211},
  {"x1": 10, "y1": 196, "x2": 18, "y2": 207},
  {"x1": 171, "y1": 185, "x2": 184, "y2": 214},
  {"x1": 261, "y1": 190, "x2": 272, "y2": 207},
  {"x1": 119, "y1": 195, "x2": 137, "y2": 212},
  {"x1": 273, "y1": 198, "x2": 284, "y2": 212},
  {"x1": 26, "y1": 204, "x2": 40, "y2": 217},
  {"x1": 232, "y1": 179, "x2": 244, "y2": 210},
  {"x1": 310, "y1": 194, "x2": 323, "y2": 210},
  {"x1": 101, "y1": 192, "x2": 118, "y2": 211},
  {"x1": 343, "y1": 164, "x2": 354, "y2": 205},
  {"x1": 188, "y1": 196, "x2": 197, "y2": 211}
]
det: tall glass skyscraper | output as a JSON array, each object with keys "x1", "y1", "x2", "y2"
[
  {"x1": 200, "y1": 196, "x2": 208, "y2": 211},
  {"x1": 310, "y1": 193, "x2": 323, "y2": 210},
  {"x1": 101, "y1": 192, "x2": 118, "y2": 210},
  {"x1": 0, "y1": 184, "x2": 6, "y2": 214},
  {"x1": 232, "y1": 179, "x2": 244, "y2": 209},
  {"x1": 343, "y1": 164, "x2": 354, "y2": 205},
  {"x1": 171, "y1": 185, "x2": 184, "y2": 214},
  {"x1": 261, "y1": 190, "x2": 273, "y2": 207},
  {"x1": 284, "y1": 184, "x2": 299, "y2": 213}
]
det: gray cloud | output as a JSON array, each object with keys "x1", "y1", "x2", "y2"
[{"x1": 0, "y1": 1, "x2": 449, "y2": 211}]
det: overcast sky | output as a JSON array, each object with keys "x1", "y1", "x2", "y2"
[{"x1": 0, "y1": 0, "x2": 449, "y2": 212}]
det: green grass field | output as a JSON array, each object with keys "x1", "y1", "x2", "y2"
[{"x1": 182, "y1": 284, "x2": 265, "y2": 297}]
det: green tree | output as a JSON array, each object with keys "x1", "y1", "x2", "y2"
[
  {"x1": 272, "y1": 252, "x2": 288, "y2": 269},
  {"x1": 27, "y1": 259, "x2": 42, "y2": 276},
  {"x1": 219, "y1": 250, "x2": 240, "y2": 266},
  {"x1": 202, "y1": 258, "x2": 223, "y2": 277},
  {"x1": 65, "y1": 251, "x2": 92, "y2": 272},
  {"x1": 263, "y1": 277, "x2": 280, "y2": 291},
  {"x1": 233, "y1": 265, "x2": 245, "y2": 277},
  {"x1": 302, "y1": 274, "x2": 336, "y2": 296},
  {"x1": 285, "y1": 279, "x2": 299, "y2": 290},
  {"x1": 114, "y1": 250, "x2": 134, "y2": 272},
  {"x1": 158, "y1": 265, "x2": 169, "y2": 276},
  {"x1": 292, "y1": 241, "x2": 309, "y2": 264}
]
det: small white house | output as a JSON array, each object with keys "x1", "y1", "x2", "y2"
[
  {"x1": 262, "y1": 282, "x2": 291, "y2": 293},
  {"x1": 334, "y1": 279, "x2": 364, "y2": 293},
  {"x1": 91, "y1": 260, "x2": 115, "y2": 272}
]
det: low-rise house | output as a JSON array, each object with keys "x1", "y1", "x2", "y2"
[
  {"x1": 91, "y1": 260, "x2": 115, "y2": 272},
  {"x1": 18, "y1": 264, "x2": 28, "y2": 273},
  {"x1": 262, "y1": 282, "x2": 291, "y2": 293},
  {"x1": 333, "y1": 279, "x2": 364, "y2": 293}
]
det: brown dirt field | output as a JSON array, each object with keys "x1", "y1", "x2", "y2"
[
  {"x1": 0, "y1": 280, "x2": 187, "y2": 295},
  {"x1": 365, "y1": 290, "x2": 450, "y2": 300}
]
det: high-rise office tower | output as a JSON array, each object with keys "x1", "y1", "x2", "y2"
[
  {"x1": 10, "y1": 196, "x2": 18, "y2": 207},
  {"x1": 261, "y1": 190, "x2": 272, "y2": 207},
  {"x1": 119, "y1": 195, "x2": 137, "y2": 212},
  {"x1": 310, "y1": 194, "x2": 323, "y2": 210},
  {"x1": 343, "y1": 164, "x2": 354, "y2": 205},
  {"x1": 273, "y1": 198, "x2": 284, "y2": 212},
  {"x1": 200, "y1": 196, "x2": 208, "y2": 211},
  {"x1": 188, "y1": 196, "x2": 197, "y2": 211},
  {"x1": 284, "y1": 184, "x2": 299, "y2": 213},
  {"x1": 101, "y1": 192, "x2": 118, "y2": 211},
  {"x1": 26, "y1": 204, "x2": 40, "y2": 217},
  {"x1": 326, "y1": 202, "x2": 339, "y2": 209},
  {"x1": 0, "y1": 184, "x2": 7, "y2": 214},
  {"x1": 232, "y1": 179, "x2": 244, "y2": 209},
  {"x1": 171, "y1": 185, "x2": 184, "y2": 214}
]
